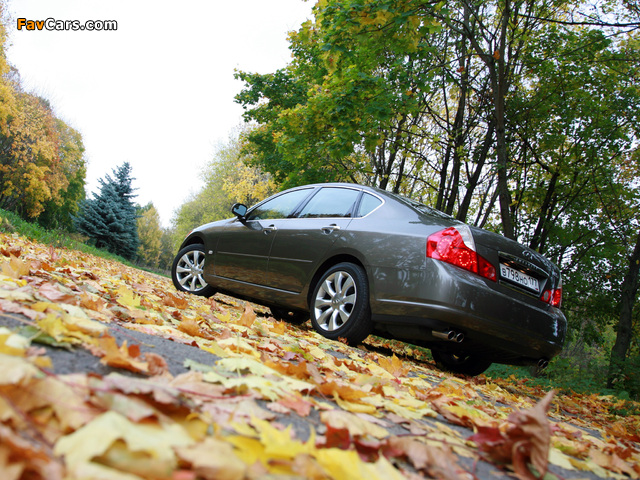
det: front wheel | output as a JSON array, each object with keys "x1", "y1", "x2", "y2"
[
  {"x1": 431, "y1": 349, "x2": 492, "y2": 376},
  {"x1": 310, "y1": 262, "x2": 371, "y2": 345},
  {"x1": 172, "y1": 244, "x2": 215, "y2": 297}
]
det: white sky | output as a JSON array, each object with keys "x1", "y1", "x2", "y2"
[{"x1": 4, "y1": 0, "x2": 314, "y2": 227}]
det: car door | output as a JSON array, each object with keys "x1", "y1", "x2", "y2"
[
  {"x1": 265, "y1": 186, "x2": 361, "y2": 293},
  {"x1": 214, "y1": 188, "x2": 314, "y2": 285}
]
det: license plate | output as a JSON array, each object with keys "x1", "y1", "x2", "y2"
[{"x1": 500, "y1": 264, "x2": 540, "y2": 293}]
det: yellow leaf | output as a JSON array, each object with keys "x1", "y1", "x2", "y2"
[
  {"x1": 253, "y1": 417, "x2": 316, "y2": 459},
  {"x1": 116, "y1": 286, "x2": 141, "y2": 308},
  {"x1": 175, "y1": 437, "x2": 246, "y2": 480},
  {"x1": 54, "y1": 410, "x2": 194, "y2": 470},
  {"x1": 0, "y1": 354, "x2": 39, "y2": 385},
  {"x1": 0, "y1": 256, "x2": 29, "y2": 278},
  {"x1": 320, "y1": 410, "x2": 388, "y2": 439},
  {"x1": 315, "y1": 448, "x2": 406, "y2": 480},
  {"x1": 334, "y1": 394, "x2": 378, "y2": 414},
  {"x1": 226, "y1": 435, "x2": 269, "y2": 466},
  {"x1": 0, "y1": 328, "x2": 29, "y2": 356}
]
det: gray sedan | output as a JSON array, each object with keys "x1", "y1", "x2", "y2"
[{"x1": 172, "y1": 183, "x2": 566, "y2": 375}]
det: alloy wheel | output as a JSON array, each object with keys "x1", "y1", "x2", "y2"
[
  {"x1": 175, "y1": 248, "x2": 207, "y2": 293},
  {"x1": 314, "y1": 270, "x2": 357, "y2": 332}
]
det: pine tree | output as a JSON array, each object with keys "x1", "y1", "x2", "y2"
[{"x1": 74, "y1": 162, "x2": 140, "y2": 260}]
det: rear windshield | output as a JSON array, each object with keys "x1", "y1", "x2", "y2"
[{"x1": 387, "y1": 192, "x2": 454, "y2": 220}]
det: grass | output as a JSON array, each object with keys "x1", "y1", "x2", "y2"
[{"x1": 0, "y1": 207, "x2": 133, "y2": 266}]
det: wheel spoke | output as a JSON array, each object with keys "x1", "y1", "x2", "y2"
[
  {"x1": 178, "y1": 273, "x2": 193, "y2": 288},
  {"x1": 316, "y1": 307, "x2": 333, "y2": 329},
  {"x1": 343, "y1": 293, "x2": 356, "y2": 306},
  {"x1": 328, "y1": 310, "x2": 341, "y2": 331}
]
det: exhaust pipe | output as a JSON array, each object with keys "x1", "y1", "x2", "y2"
[
  {"x1": 432, "y1": 330, "x2": 464, "y2": 343},
  {"x1": 537, "y1": 358, "x2": 549, "y2": 369}
]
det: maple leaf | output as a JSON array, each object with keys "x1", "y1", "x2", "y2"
[
  {"x1": 320, "y1": 409, "x2": 389, "y2": 439},
  {"x1": 95, "y1": 335, "x2": 150, "y2": 374},
  {"x1": 0, "y1": 255, "x2": 30, "y2": 278},
  {"x1": 54, "y1": 410, "x2": 194, "y2": 475},
  {"x1": 377, "y1": 354, "x2": 410, "y2": 377},
  {"x1": 0, "y1": 424, "x2": 64, "y2": 480},
  {"x1": 162, "y1": 291, "x2": 189, "y2": 309},
  {"x1": 36, "y1": 283, "x2": 78, "y2": 305},
  {"x1": 383, "y1": 436, "x2": 467, "y2": 479},
  {"x1": 175, "y1": 437, "x2": 246, "y2": 480},
  {"x1": 116, "y1": 285, "x2": 141, "y2": 308},
  {"x1": 469, "y1": 390, "x2": 555, "y2": 480},
  {"x1": 236, "y1": 303, "x2": 256, "y2": 327}
]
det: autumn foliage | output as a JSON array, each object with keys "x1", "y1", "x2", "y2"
[
  {"x1": 0, "y1": 3, "x2": 86, "y2": 227},
  {"x1": 0, "y1": 232, "x2": 639, "y2": 479}
]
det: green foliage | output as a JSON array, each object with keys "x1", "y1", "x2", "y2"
[
  {"x1": 136, "y1": 203, "x2": 162, "y2": 269},
  {"x1": 171, "y1": 126, "x2": 276, "y2": 248},
  {"x1": 74, "y1": 162, "x2": 139, "y2": 261}
]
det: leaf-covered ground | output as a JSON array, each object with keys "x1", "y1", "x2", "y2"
[{"x1": 0, "y1": 232, "x2": 638, "y2": 480}]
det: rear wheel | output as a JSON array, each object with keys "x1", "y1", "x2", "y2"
[
  {"x1": 310, "y1": 262, "x2": 371, "y2": 345},
  {"x1": 431, "y1": 349, "x2": 492, "y2": 376},
  {"x1": 172, "y1": 244, "x2": 215, "y2": 297}
]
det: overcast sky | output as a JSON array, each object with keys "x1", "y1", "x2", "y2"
[{"x1": 4, "y1": 0, "x2": 314, "y2": 227}]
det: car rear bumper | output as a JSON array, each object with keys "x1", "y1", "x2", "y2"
[{"x1": 369, "y1": 261, "x2": 567, "y2": 362}]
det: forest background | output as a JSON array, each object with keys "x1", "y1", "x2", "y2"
[{"x1": 0, "y1": 0, "x2": 638, "y2": 399}]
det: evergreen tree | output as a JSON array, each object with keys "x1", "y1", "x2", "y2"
[{"x1": 74, "y1": 162, "x2": 139, "y2": 260}]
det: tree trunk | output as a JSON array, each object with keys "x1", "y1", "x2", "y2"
[{"x1": 607, "y1": 230, "x2": 640, "y2": 388}]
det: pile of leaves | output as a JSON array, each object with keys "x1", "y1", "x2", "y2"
[{"x1": 0, "y1": 232, "x2": 638, "y2": 480}]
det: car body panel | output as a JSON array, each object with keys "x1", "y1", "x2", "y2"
[{"x1": 266, "y1": 217, "x2": 353, "y2": 292}]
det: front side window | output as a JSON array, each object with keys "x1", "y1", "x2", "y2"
[
  {"x1": 247, "y1": 188, "x2": 312, "y2": 221},
  {"x1": 298, "y1": 187, "x2": 360, "y2": 218}
]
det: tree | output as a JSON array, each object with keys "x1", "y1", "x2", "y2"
[
  {"x1": 37, "y1": 119, "x2": 87, "y2": 230},
  {"x1": 74, "y1": 162, "x2": 139, "y2": 260},
  {"x1": 0, "y1": 3, "x2": 87, "y2": 226},
  {"x1": 172, "y1": 127, "x2": 275, "y2": 246},
  {"x1": 136, "y1": 203, "x2": 162, "y2": 268}
]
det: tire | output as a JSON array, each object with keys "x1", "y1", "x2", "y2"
[
  {"x1": 171, "y1": 244, "x2": 215, "y2": 297},
  {"x1": 270, "y1": 307, "x2": 308, "y2": 325},
  {"x1": 310, "y1": 262, "x2": 371, "y2": 345},
  {"x1": 431, "y1": 349, "x2": 492, "y2": 376}
]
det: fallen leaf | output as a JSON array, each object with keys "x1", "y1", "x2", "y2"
[
  {"x1": 236, "y1": 303, "x2": 256, "y2": 327},
  {"x1": 469, "y1": 390, "x2": 555, "y2": 480}
]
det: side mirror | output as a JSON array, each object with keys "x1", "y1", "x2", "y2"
[{"x1": 231, "y1": 203, "x2": 248, "y2": 219}]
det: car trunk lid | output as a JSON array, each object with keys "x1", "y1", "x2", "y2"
[{"x1": 470, "y1": 227, "x2": 562, "y2": 302}]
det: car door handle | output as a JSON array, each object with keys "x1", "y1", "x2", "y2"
[
  {"x1": 321, "y1": 224, "x2": 341, "y2": 234},
  {"x1": 263, "y1": 225, "x2": 277, "y2": 234}
]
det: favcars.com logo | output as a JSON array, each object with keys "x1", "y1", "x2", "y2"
[{"x1": 17, "y1": 18, "x2": 117, "y2": 31}]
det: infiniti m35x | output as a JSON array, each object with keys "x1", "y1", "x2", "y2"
[{"x1": 172, "y1": 183, "x2": 566, "y2": 376}]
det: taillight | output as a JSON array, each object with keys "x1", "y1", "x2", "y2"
[
  {"x1": 541, "y1": 279, "x2": 562, "y2": 308},
  {"x1": 427, "y1": 226, "x2": 496, "y2": 281}
]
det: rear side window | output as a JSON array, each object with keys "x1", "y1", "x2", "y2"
[
  {"x1": 298, "y1": 187, "x2": 360, "y2": 218},
  {"x1": 247, "y1": 188, "x2": 312, "y2": 220},
  {"x1": 357, "y1": 193, "x2": 383, "y2": 217}
]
